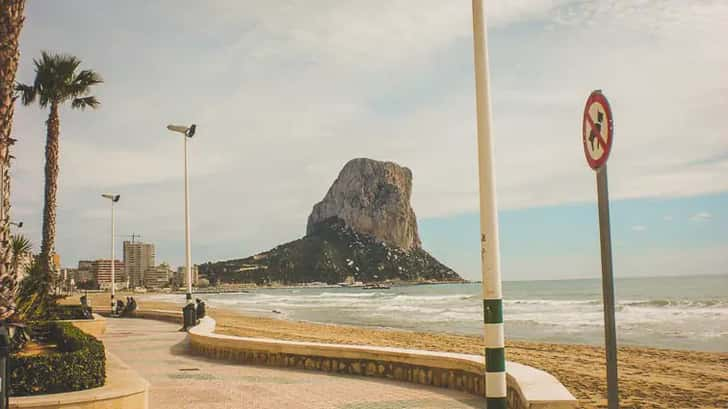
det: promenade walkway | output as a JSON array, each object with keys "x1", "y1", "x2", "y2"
[{"x1": 103, "y1": 317, "x2": 483, "y2": 409}]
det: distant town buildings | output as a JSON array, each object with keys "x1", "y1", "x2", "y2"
[
  {"x1": 175, "y1": 265, "x2": 199, "y2": 287},
  {"x1": 92, "y1": 259, "x2": 126, "y2": 290},
  {"x1": 59, "y1": 268, "x2": 75, "y2": 294},
  {"x1": 78, "y1": 259, "x2": 94, "y2": 271},
  {"x1": 67, "y1": 240, "x2": 201, "y2": 291},
  {"x1": 66, "y1": 260, "x2": 96, "y2": 289},
  {"x1": 144, "y1": 263, "x2": 173, "y2": 288},
  {"x1": 123, "y1": 240, "x2": 155, "y2": 288},
  {"x1": 73, "y1": 260, "x2": 95, "y2": 283}
]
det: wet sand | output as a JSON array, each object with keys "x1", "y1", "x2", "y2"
[{"x1": 77, "y1": 293, "x2": 728, "y2": 408}]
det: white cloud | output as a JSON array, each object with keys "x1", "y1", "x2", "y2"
[
  {"x1": 11, "y1": 0, "x2": 728, "y2": 267},
  {"x1": 631, "y1": 225, "x2": 647, "y2": 232},
  {"x1": 689, "y1": 212, "x2": 713, "y2": 222},
  {"x1": 663, "y1": 216, "x2": 673, "y2": 222}
]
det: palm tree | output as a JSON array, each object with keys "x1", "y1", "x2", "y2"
[
  {"x1": 10, "y1": 234, "x2": 32, "y2": 278},
  {"x1": 7, "y1": 236, "x2": 32, "y2": 347},
  {"x1": 8, "y1": 234, "x2": 32, "y2": 318},
  {"x1": 0, "y1": 0, "x2": 27, "y2": 321},
  {"x1": 16, "y1": 52, "x2": 102, "y2": 280}
]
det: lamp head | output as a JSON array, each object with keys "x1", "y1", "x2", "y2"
[
  {"x1": 101, "y1": 193, "x2": 121, "y2": 202},
  {"x1": 167, "y1": 124, "x2": 188, "y2": 134},
  {"x1": 167, "y1": 124, "x2": 197, "y2": 138}
]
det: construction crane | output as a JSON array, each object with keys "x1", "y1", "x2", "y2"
[{"x1": 116, "y1": 233, "x2": 142, "y2": 243}]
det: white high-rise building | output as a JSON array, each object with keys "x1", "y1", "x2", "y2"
[{"x1": 123, "y1": 241, "x2": 155, "y2": 288}]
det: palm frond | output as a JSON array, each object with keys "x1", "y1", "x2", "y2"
[
  {"x1": 37, "y1": 52, "x2": 81, "y2": 84},
  {"x1": 11, "y1": 235, "x2": 33, "y2": 256},
  {"x1": 16, "y1": 257, "x2": 55, "y2": 320},
  {"x1": 71, "y1": 96, "x2": 100, "y2": 110},
  {"x1": 69, "y1": 69, "x2": 103, "y2": 97},
  {"x1": 9, "y1": 235, "x2": 33, "y2": 288},
  {"x1": 25, "y1": 51, "x2": 98, "y2": 107},
  {"x1": 15, "y1": 83, "x2": 37, "y2": 106}
]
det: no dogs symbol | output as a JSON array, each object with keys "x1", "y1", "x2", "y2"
[{"x1": 582, "y1": 90, "x2": 614, "y2": 170}]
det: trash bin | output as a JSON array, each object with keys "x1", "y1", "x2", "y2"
[{"x1": 182, "y1": 303, "x2": 197, "y2": 330}]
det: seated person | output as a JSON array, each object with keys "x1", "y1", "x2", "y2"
[
  {"x1": 195, "y1": 298, "x2": 206, "y2": 319},
  {"x1": 80, "y1": 294, "x2": 92, "y2": 318},
  {"x1": 119, "y1": 297, "x2": 133, "y2": 317},
  {"x1": 115, "y1": 299, "x2": 125, "y2": 315},
  {"x1": 125, "y1": 297, "x2": 137, "y2": 316}
]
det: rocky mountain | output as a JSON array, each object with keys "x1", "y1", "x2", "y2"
[
  {"x1": 307, "y1": 158, "x2": 421, "y2": 250},
  {"x1": 200, "y1": 158, "x2": 463, "y2": 285}
]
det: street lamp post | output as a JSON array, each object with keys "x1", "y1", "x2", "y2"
[
  {"x1": 101, "y1": 194, "x2": 120, "y2": 313},
  {"x1": 166, "y1": 124, "x2": 196, "y2": 305}
]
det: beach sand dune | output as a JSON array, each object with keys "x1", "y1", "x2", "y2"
[{"x1": 78, "y1": 294, "x2": 728, "y2": 408}]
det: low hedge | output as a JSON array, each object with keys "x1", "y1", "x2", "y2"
[
  {"x1": 49, "y1": 304, "x2": 94, "y2": 320},
  {"x1": 9, "y1": 322, "x2": 106, "y2": 396}
]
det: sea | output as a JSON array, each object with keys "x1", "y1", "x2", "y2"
[{"x1": 151, "y1": 274, "x2": 728, "y2": 352}]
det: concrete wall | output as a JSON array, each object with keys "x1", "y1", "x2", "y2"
[
  {"x1": 189, "y1": 316, "x2": 577, "y2": 409},
  {"x1": 129, "y1": 308, "x2": 182, "y2": 324},
  {"x1": 97, "y1": 307, "x2": 183, "y2": 326},
  {"x1": 61, "y1": 313, "x2": 107, "y2": 338}
]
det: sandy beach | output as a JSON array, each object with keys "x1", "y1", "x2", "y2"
[{"x1": 77, "y1": 293, "x2": 728, "y2": 408}]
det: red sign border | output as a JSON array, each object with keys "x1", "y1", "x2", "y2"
[{"x1": 582, "y1": 90, "x2": 614, "y2": 170}]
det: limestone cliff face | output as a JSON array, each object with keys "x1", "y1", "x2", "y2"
[{"x1": 306, "y1": 158, "x2": 421, "y2": 250}]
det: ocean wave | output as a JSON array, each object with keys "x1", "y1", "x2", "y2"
[
  {"x1": 621, "y1": 299, "x2": 728, "y2": 309},
  {"x1": 317, "y1": 292, "x2": 385, "y2": 298},
  {"x1": 503, "y1": 298, "x2": 728, "y2": 310},
  {"x1": 505, "y1": 299, "x2": 600, "y2": 306},
  {"x1": 189, "y1": 282, "x2": 728, "y2": 350},
  {"x1": 390, "y1": 294, "x2": 476, "y2": 302}
]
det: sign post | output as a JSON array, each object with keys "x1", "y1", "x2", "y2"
[{"x1": 582, "y1": 90, "x2": 619, "y2": 409}]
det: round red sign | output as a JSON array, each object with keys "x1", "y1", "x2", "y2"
[{"x1": 582, "y1": 90, "x2": 614, "y2": 170}]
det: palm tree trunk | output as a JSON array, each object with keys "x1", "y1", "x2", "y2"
[
  {"x1": 40, "y1": 103, "x2": 60, "y2": 279},
  {"x1": 0, "y1": 0, "x2": 26, "y2": 320}
]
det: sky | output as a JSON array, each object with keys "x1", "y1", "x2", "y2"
[{"x1": 10, "y1": 1, "x2": 728, "y2": 281}]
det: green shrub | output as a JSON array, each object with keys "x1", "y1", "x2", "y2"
[
  {"x1": 16, "y1": 258, "x2": 59, "y2": 320},
  {"x1": 8, "y1": 322, "x2": 106, "y2": 396},
  {"x1": 48, "y1": 304, "x2": 94, "y2": 320}
]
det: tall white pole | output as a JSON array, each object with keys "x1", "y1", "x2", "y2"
[
  {"x1": 183, "y1": 134, "x2": 193, "y2": 303},
  {"x1": 111, "y1": 201, "x2": 116, "y2": 309},
  {"x1": 472, "y1": 1, "x2": 506, "y2": 407}
]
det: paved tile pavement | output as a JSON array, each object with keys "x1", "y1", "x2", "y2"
[{"x1": 103, "y1": 318, "x2": 484, "y2": 409}]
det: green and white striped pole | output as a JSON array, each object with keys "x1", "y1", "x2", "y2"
[{"x1": 472, "y1": 1, "x2": 506, "y2": 408}]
